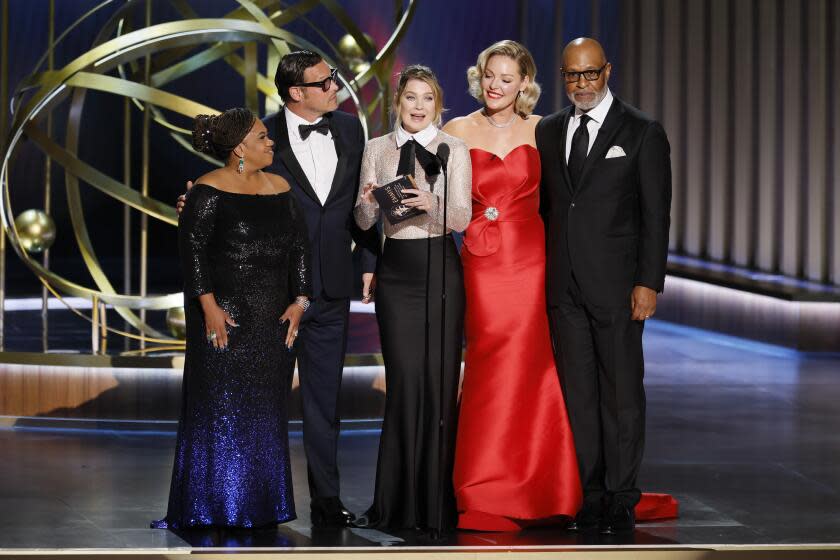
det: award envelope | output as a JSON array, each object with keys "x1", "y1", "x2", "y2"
[{"x1": 372, "y1": 175, "x2": 424, "y2": 225}]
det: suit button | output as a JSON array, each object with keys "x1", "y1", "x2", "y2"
[{"x1": 570, "y1": 202, "x2": 576, "y2": 208}]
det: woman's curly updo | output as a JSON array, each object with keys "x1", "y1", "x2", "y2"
[{"x1": 192, "y1": 108, "x2": 256, "y2": 160}]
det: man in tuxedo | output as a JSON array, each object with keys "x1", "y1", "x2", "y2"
[
  {"x1": 536, "y1": 37, "x2": 671, "y2": 534},
  {"x1": 180, "y1": 51, "x2": 379, "y2": 527},
  {"x1": 267, "y1": 50, "x2": 379, "y2": 527}
]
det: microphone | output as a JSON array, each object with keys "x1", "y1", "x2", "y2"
[{"x1": 435, "y1": 143, "x2": 450, "y2": 169}]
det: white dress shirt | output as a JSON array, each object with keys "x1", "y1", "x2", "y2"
[
  {"x1": 394, "y1": 122, "x2": 439, "y2": 149},
  {"x1": 284, "y1": 106, "x2": 338, "y2": 204},
  {"x1": 565, "y1": 88, "x2": 614, "y2": 163}
]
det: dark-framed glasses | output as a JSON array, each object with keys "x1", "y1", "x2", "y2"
[
  {"x1": 294, "y1": 67, "x2": 340, "y2": 92},
  {"x1": 561, "y1": 63, "x2": 608, "y2": 84}
]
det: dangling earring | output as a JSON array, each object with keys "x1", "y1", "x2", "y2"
[{"x1": 237, "y1": 155, "x2": 245, "y2": 174}]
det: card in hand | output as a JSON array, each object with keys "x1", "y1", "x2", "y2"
[{"x1": 371, "y1": 175, "x2": 424, "y2": 225}]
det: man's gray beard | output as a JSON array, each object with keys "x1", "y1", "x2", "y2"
[{"x1": 567, "y1": 88, "x2": 606, "y2": 111}]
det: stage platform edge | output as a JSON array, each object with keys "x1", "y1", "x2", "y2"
[{"x1": 2, "y1": 543, "x2": 840, "y2": 559}]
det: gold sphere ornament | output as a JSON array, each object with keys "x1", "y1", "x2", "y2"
[
  {"x1": 165, "y1": 306, "x2": 186, "y2": 340},
  {"x1": 14, "y1": 209, "x2": 56, "y2": 253},
  {"x1": 351, "y1": 61, "x2": 371, "y2": 75},
  {"x1": 337, "y1": 33, "x2": 371, "y2": 60}
]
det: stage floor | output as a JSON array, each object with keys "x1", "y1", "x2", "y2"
[{"x1": 2, "y1": 320, "x2": 840, "y2": 552}]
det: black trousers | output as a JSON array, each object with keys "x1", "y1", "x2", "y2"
[
  {"x1": 367, "y1": 235, "x2": 465, "y2": 531},
  {"x1": 294, "y1": 294, "x2": 350, "y2": 504},
  {"x1": 547, "y1": 277, "x2": 645, "y2": 509}
]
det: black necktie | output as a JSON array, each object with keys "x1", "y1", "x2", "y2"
[
  {"x1": 298, "y1": 120, "x2": 330, "y2": 140},
  {"x1": 396, "y1": 139, "x2": 441, "y2": 180},
  {"x1": 567, "y1": 114, "x2": 591, "y2": 189}
]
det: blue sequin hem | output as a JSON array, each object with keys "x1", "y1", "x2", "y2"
[{"x1": 151, "y1": 513, "x2": 296, "y2": 530}]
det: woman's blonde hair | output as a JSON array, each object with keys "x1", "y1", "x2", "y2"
[
  {"x1": 391, "y1": 64, "x2": 446, "y2": 128},
  {"x1": 467, "y1": 40, "x2": 541, "y2": 116}
]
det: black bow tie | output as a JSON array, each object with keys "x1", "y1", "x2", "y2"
[
  {"x1": 397, "y1": 139, "x2": 441, "y2": 180},
  {"x1": 298, "y1": 120, "x2": 330, "y2": 140}
]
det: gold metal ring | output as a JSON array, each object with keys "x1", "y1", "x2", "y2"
[{"x1": 1, "y1": 1, "x2": 416, "y2": 348}]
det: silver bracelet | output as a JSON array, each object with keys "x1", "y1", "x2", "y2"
[{"x1": 295, "y1": 296, "x2": 310, "y2": 312}]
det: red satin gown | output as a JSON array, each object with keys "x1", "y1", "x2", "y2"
[
  {"x1": 454, "y1": 145, "x2": 679, "y2": 532},
  {"x1": 454, "y1": 145, "x2": 582, "y2": 531}
]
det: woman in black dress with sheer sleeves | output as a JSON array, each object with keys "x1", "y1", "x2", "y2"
[
  {"x1": 153, "y1": 108, "x2": 311, "y2": 529},
  {"x1": 353, "y1": 66, "x2": 472, "y2": 533}
]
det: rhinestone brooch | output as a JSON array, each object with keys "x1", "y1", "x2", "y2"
[{"x1": 484, "y1": 207, "x2": 499, "y2": 221}]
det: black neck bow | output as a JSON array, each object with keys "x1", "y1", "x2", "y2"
[
  {"x1": 397, "y1": 139, "x2": 441, "y2": 180},
  {"x1": 298, "y1": 120, "x2": 330, "y2": 140}
]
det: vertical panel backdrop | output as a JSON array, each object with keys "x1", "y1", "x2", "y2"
[{"x1": 618, "y1": 0, "x2": 840, "y2": 286}]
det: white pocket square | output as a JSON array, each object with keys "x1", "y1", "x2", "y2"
[{"x1": 605, "y1": 146, "x2": 626, "y2": 159}]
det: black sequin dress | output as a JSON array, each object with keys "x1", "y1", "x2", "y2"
[{"x1": 153, "y1": 183, "x2": 311, "y2": 529}]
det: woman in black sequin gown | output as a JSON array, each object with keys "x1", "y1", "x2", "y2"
[{"x1": 153, "y1": 108, "x2": 311, "y2": 529}]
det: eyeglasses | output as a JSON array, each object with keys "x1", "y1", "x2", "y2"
[
  {"x1": 294, "y1": 68, "x2": 339, "y2": 92},
  {"x1": 561, "y1": 64, "x2": 608, "y2": 84}
]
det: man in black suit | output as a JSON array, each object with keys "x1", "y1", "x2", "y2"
[
  {"x1": 181, "y1": 51, "x2": 379, "y2": 527},
  {"x1": 536, "y1": 38, "x2": 671, "y2": 534},
  {"x1": 266, "y1": 51, "x2": 379, "y2": 527}
]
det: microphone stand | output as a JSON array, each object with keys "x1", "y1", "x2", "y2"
[{"x1": 431, "y1": 147, "x2": 449, "y2": 540}]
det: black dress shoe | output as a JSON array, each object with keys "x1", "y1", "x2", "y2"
[
  {"x1": 600, "y1": 502, "x2": 635, "y2": 534},
  {"x1": 566, "y1": 503, "x2": 602, "y2": 532},
  {"x1": 310, "y1": 497, "x2": 356, "y2": 528}
]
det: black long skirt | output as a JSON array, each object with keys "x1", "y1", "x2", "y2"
[{"x1": 365, "y1": 235, "x2": 465, "y2": 532}]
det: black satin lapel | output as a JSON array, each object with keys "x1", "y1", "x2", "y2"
[
  {"x1": 275, "y1": 110, "x2": 320, "y2": 204},
  {"x1": 558, "y1": 108, "x2": 574, "y2": 195},
  {"x1": 577, "y1": 99, "x2": 626, "y2": 190},
  {"x1": 324, "y1": 154, "x2": 349, "y2": 207},
  {"x1": 323, "y1": 113, "x2": 347, "y2": 206}
]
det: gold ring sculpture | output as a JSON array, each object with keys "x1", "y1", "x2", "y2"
[{"x1": 0, "y1": 0, "x2": 415, "y2": 352}]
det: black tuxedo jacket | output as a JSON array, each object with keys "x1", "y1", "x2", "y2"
[
  {"x1": 536, "y1": 96, "x2": 671, "y2": 308},
  {"x1": 265, "y1": 110, "x2": 379, "y2": 299}
]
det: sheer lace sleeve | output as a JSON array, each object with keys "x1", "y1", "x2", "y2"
[{"x1": 354, "y1": 142, "x2": 380, "y2": 231}]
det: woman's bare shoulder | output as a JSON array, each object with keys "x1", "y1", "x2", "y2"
[
  {"x1": 194, "y1": 168, "x2": 229, "y2": 189},
  {"x1": 523, "y1": 114, "x2": 542, "y2": 128},
  {"x1": 442, "y1": 111, "x2": 483, "y2": 144},
  {"x1": 264, "y1": 172, "x2": 291, "y2": 193}
]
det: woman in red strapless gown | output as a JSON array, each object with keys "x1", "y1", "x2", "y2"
[
  {"x1": 443, "y1": 41, "x2": 583, "y2": 533},
  {"x1": 455, "y1": 143, "x2": 583, "y2": 531}
]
